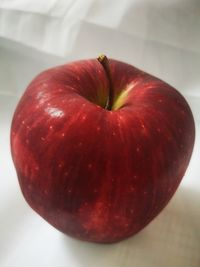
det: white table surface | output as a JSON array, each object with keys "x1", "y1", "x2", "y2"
[{"x1": 0, "y1": 1, "x2": 200, "y2": 266}]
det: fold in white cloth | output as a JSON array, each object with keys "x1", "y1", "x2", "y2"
[{"x1": 0, "y1": 0, "x2": 200, "y2": 55}]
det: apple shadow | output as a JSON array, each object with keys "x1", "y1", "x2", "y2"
[
  {"x1": 0, "y1": 189, "x2": 32, "y2": 261},
  {"x1": 61, "y1": 186, "x2": 200, "y2": 267}
]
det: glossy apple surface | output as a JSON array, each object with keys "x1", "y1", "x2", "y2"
[{"x1": 11, "y1": 57, "x2": 195, "y2": 243}]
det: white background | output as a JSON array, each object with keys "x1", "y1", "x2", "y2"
[{"x1": 0, "y1": 1, "x2": 200, "y2": 266}]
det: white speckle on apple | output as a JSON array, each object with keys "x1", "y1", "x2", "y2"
[
  {"x1": 94, "y1": 189, "x2": 98, "y2": 193},
  {"x1": 130, "y1": 186, "x2": 135, "y2": 192},
  {"x1": 78, "y1": 142, "x2": 83, "y2": 147},
  {"x1": 43, "y1": 83, "x2": 47, "y2": 87},
  {"x1": 64, "y1": 172, "x2": 69, "y2": 176},
  {"x1": 36, "y1": 105, "x2": 39, "y2": 109},
  {"x1": 133, "y1": 175, "x2": 138, "y2": 179},
  {"x1": 157, "y1": 128, "x2": 161, "y2": 133},
  {"x1": 68, "y1": 189, "x2": 72, "y2": 193},
  {"x1": 61, "y1": 133, "x2": 65, "y2": 137},
  {"x1": 168, "y1": 187, "x2": 172, "y2": 192},
  {"x1": 45, "y1": 107, "x2": 64, "y2": 118},
  {"x1": 22, "y1": 120, "x2": 25, "y2": 125},
  {"x1": 36, "y1": 91, "x2": 45, "y2": 100},
  {"x1": 97, "y1": 126, "x2": 101, "y2": 131},
  {"x1": 115, "y1": 215, "x2": 119, "y2": 219},
  {"x1": 143, "y1": 191, "x2": 147, "y2": 195},
  {"x1": 158, "y1": 99, "x2": 163, "y2": 103},
  {"x1": 112, "y1": 131, "x2": 116, "y2": 136},
  {"x1": 125, "y1": 223, "x2": 129, "y2": 228},
  {"x1": 49, "y1": 125, "x2": 53, "y2": 130},
  {"x1": 58, "y1": 88, "x2": 63, "y2": 92},
  {"x1": 44, "y1": 189, "x2": 48, "y2": 195},
  {"x1": 167, "y1": 136, "x2": 172, "y2": 141},
  {"x1": 26, "y1": 125, "x2": 30, "y2": 130},
  {"x1": 82, "y1": 115, "x2": 86, "y2": 121},
  {"x1": 35, "y1": 166, "x2": 39, "y2": 171},
  {"x1": 88, "y1": 163, "x2": 92, "y2": 169},
  {"x1": 28, "y1": 184, "x2": 32, "y2": 189},
  {"x1": 141, "y1": 124, "x2": 145, "y2": 129},
  {"x1": 41, "y1": 137, "x2": 45, "y2": 141},
  {"x1": 82, "y1": 103, "x2": 86, "y2": 107},
  {"x1": 58, "y1": 163, "x2": 63, "y2": 168},
  {"x1": 130, "y1": 209, "x2": 134, "y2": 214},
  {"x1": 26, "y1": 139, "x2": 29, "y2": 144},
  {"x1": 136, "y1": 147, "x2": 140, "y2": 152}
]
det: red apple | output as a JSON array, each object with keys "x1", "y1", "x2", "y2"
[{"x1": 11, "y1": 55, "x2": 195, "y2": 243}]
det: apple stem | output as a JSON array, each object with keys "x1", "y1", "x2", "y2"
[{"x1": 97, "y1": 54, "x2": 113, "y2": 110}]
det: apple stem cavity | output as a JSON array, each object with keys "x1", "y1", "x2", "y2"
[{"x1": 97, "y1": 54, "x2": 113, "y2": 111}]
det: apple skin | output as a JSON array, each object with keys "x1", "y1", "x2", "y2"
[{"x1": 11, "y1": 58, "x2": 195, "y2": 243}]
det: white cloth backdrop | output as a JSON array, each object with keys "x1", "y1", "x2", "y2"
[{"x1": 0, "y1": 1, "x2": 200, "y2": 267}]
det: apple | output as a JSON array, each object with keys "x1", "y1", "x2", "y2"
[{"x1": 11, "y1": 55, "x2": 195, "y2": 243}]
